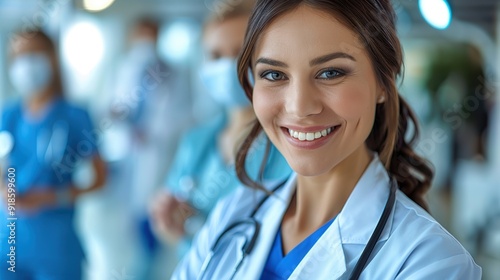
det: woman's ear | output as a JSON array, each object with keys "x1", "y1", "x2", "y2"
[{"x1": 377, "y1": 91, "x2": 386, "y2": 104}]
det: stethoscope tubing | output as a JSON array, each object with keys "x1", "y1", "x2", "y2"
[
  {"x1": 199, "y1": 175, "x2": 398, "y2": 280},
  {"x1": 348, "y1": 177, "x2": 397, "y2": 280}
]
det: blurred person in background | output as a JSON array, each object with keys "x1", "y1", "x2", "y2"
[
  {"x1": 110, "y1": 18, "x2": 193, "y2": 219},
  {"x1": 0, "y1": 29, "x2": 106, "y2": 280},
  {"x1": 149, "y1": 0, "x2": 291, "y2": 267},
  {"x1": 423, "y1": 44, "x2": 492, "y2": 190},
  {"x1": 421, "y1": 45, "x2": 495, "y2": 252},
  {"x1": 84, "y1": 18, "x2": 193, "y2": 279}
]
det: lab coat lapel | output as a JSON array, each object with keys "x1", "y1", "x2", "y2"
[
  {"x1": 234, "y1": 174, "x2": 298, "y2": 280},
  {"x1": 338, "y1": 156, "x2": 393, "y2": 244},
  {"x1": 289, "y1": 219, "x2": 347, "y2": 280},
  {"x1": 289, "y1": 155, "x2": 392, "y2": 279}
]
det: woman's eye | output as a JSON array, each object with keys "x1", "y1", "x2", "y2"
[
  {"x1": 262, "y1": 71, "x2": 286, "y2": 81},
  {"x1": 318, "y1": 69, "x2": 344, "y2": 79}
]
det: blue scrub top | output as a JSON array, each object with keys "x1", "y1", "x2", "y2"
[
  {"x1": 166, "y1": 112, "x2": 292, "y2": 216},
  {"x1": 0, "y1": 97, "x2": 98, "y2": 277},
  {"x1": 261, "y1": 218, "x2": 336, "y2": 280},
  {"x1": 1, "y1": 97, "x2": 98, "y2": 196}
]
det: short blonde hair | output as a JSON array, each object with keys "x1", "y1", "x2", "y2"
[{"x1": 206, "y1": 0, "x2": 255, "y2": 24}]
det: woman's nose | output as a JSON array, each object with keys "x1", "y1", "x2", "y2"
[{"x1": 284, "y1": 79, "x2": 323, "y2": 118}]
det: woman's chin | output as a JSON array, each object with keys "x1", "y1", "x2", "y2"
[{"x1": 288, "y1": 161, "x2": 334, "y2": 178}]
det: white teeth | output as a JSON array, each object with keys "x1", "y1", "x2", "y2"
[
  {"x1": 288, "y1": 127, "x2": 336, "y2": 141},
  {"x1": 298, "y1": 132, "x2": 306, "y2": 141}
]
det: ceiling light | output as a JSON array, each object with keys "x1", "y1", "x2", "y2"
[
  {"x1": 419, "y1": 0, "x2": 452, "y2": 30},
  {"x1": 83, "y1": 0, "x2": 115, "y2": 12}
]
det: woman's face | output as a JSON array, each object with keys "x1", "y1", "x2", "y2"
[
  {"x1": 201, "y1": 15, "x2": 252, "y2": 109},
  {"x1": 203, "y1": 15, "x2": 249, "y2": 60},
  {"x1": 252, "y1": 5, "x2": 384, "y2": 176},
  {"x1": 9, "y1": 35, "x2": 57, "y2": 96}
]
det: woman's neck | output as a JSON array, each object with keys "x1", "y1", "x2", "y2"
[
  {"x1": 289, "y1": 146, "x2": 373, "y2": 231},
  {"x1": 25, "y1": 87, "x2": 57, "y2": 115}
]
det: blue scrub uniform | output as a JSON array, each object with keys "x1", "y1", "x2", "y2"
[
  {"x1": 0, "y1": 98, "x2": 98, "y2": 280},
  {"x1": 261, "y1": 218, "x2": 335, "y2": 279},
  {"x1": 166, "y1": 112, "x2": 291, "y2": 255}
]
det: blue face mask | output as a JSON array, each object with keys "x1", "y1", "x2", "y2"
[
  {"x1": 9, "y1": 53, "x2": 53, "y2": 99},
  {"x1": 200, "y1": 58, "x2": 250, "y2": 108}
]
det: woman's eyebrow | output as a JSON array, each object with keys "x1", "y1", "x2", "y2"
[
  {"x1": 255, "y1": 57, "x2": 288, "y2": 68},
  {"x1": 310, "y1": 52, "x2": 356, "y2": 66},
  {"x1": 255, "y1": 52, "x2": 356, "y2": 68}
]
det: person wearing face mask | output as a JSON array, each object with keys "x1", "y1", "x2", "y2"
[
  {"x1": 83, "y1": 18, "x2": 193, "y2": 280},
  {"x1": 0, "y1": 30, "x2": 106, "y2": 280},
  {"x1": 108, "y1": 18, "x2": 193, "y2": 214},
  {"x1": 149, "y1": 0, "x2": 291, "y2": 267}
]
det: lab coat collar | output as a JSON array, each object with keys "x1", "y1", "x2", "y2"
[
  {"x1": 290, "y1": 154, "x2": 393, "y2": 280},
  {"x1": 238, "y1": 155, "x2": 392, "y2": 279},
  {"x1": 337, "y1": 154, "x2": 393, "y2": 244},
  {"x1": 271, "y1": 154, "x2": 392, "y2": 244}
]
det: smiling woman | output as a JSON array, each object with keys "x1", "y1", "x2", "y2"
[
  {"x1": 172, "y1": 1, "x2": 482, "y2": 279},
  {"x1": 251, "y1": 10, "x2": 381, "y2": 179},
  {"x1": 237, "y1": 2, "x2": 432, "y2": 210}
]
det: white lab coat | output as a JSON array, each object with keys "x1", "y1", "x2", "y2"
[{"x1": 172, "y1": 155, "x2": 482, "y2": 279}]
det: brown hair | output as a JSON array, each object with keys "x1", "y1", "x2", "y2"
[
  {"x1": 131, "y1": 17, "x2": 161, "y2": 42},
  {"x1": 10, "y1": 29, "x2": 64, "y2": 95},
  {"x1": 235, "y1": 0, "x2": 434, "y2": 211}
]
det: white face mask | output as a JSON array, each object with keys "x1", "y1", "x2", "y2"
[
  {"x1": 9, "y1": 53, "x2": 53, "y2": 99},
  {"x1": 200, "y1": 58, "x2": 250, "y2": 108},
  {"x1": 127, "y1": 40, "x2": 156, "y2": 64}
]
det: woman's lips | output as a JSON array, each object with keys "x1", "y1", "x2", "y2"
[{"x1": 281, "y1": 125, "x2": 341, "y2": 149}]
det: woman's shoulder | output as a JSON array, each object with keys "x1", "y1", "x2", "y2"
[
  {"x1": 389, "y1": 191, "x2": 481, "y2": 278},
  {"x1": 0, "y1": 101, "x2": 21, "y2": 131},
  {"x1": 393, "y1": 191, "x2": 467, "y2": 250},
  {"x1": 393, "y1": 191, "x2": 437, "y2": 224},
  {"x1": 52, "y1": 97, "x2": 90, "y2": 125},
  {"x1": 1, "y1": 100, "x2": 21, "y2": 116},
  {"x1": 171, "y1": 179, "x2": 286, "y2": 280},
  {"x1": 55, "y1": 99, "x2": 92, "y2": 119}
]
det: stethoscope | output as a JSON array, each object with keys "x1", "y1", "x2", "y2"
[
  {"x1": 0, "y1": 121, "x2": 68, "y2": 166},
  {"x1": 37, "y1": 120, "x2": 69, "y2": 165},
  {"x1": 198, "y1": 175, "x2": 397, "y2": 280},
  {"x1": 0, "y1": 118, "x2": 69, "y2": 194}
]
